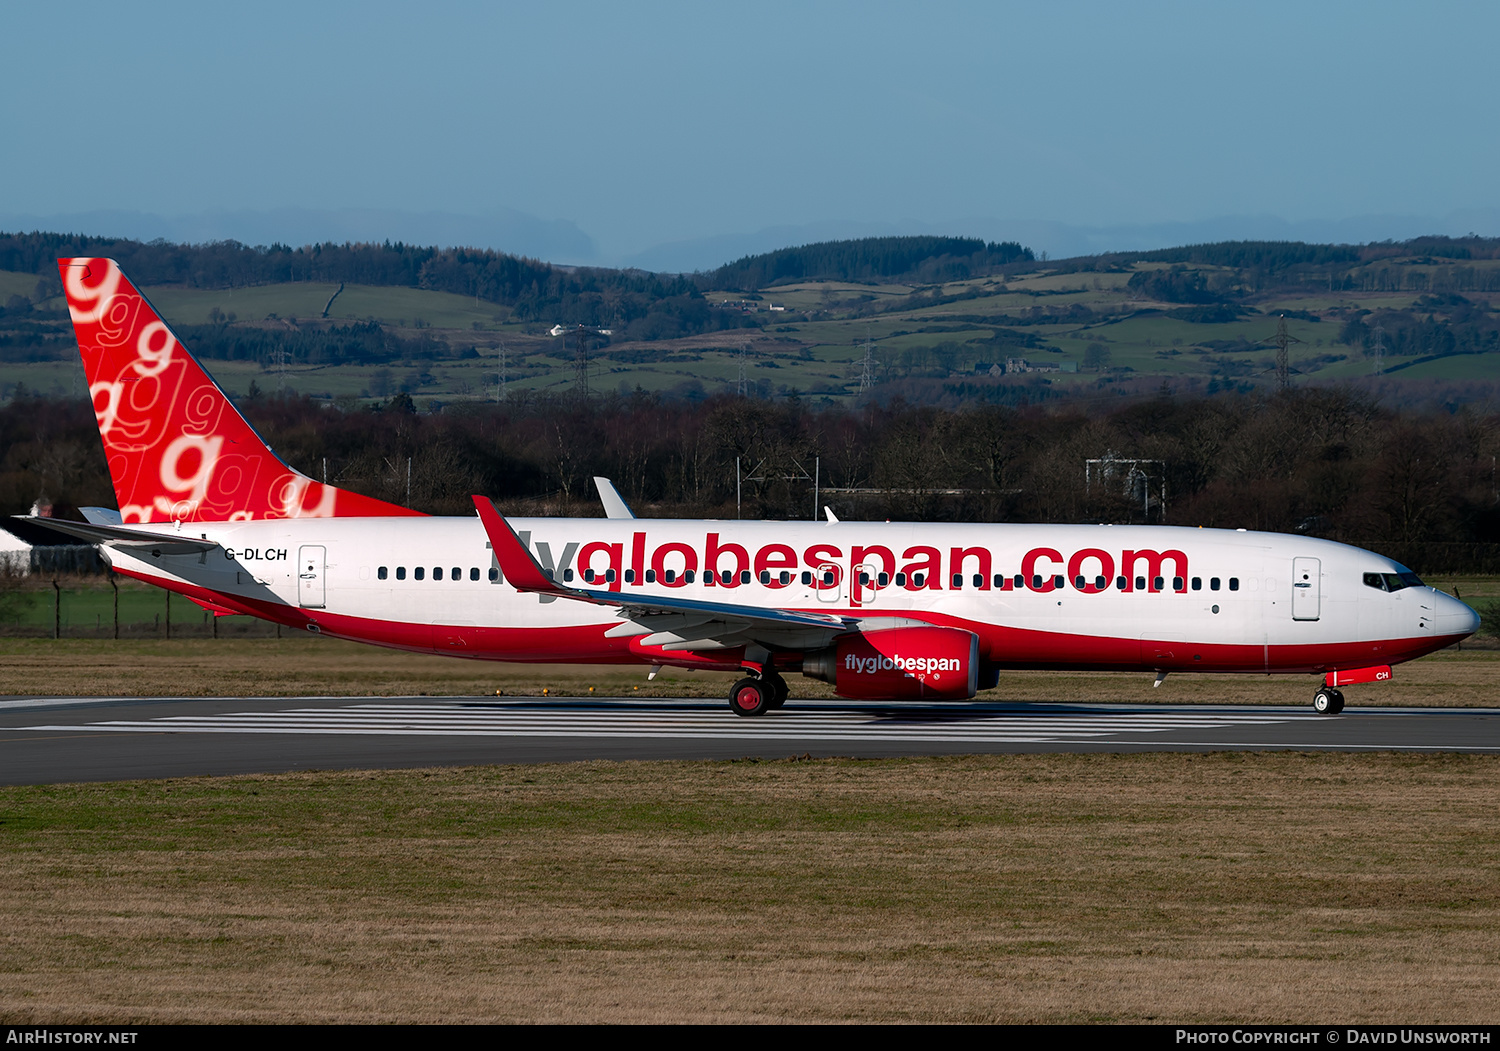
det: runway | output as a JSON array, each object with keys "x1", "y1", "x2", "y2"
[{"x1": 5, "y1": 694, "x2": 1500, "y2": 784}]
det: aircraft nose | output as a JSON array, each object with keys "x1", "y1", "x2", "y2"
[{"x1": 1435, "y1": 591, "x2": 1481, "y2": 638}]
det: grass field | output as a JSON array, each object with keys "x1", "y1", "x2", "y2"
[{"x1": 1, "y1": 752, "x2": 1497, "y2": 1023}]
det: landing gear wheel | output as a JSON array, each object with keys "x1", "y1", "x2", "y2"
[
  {"x1": 763, "y1": 672, "x2": 789, "y2": 710},
  {"x1": 729, "y1": 677, "x2": 771, "y2": 717},
  {"x1": 1313, "y1": 688, "x2": 1344, "y2": 715}
]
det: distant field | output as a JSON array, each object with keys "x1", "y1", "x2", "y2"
[
  {"x1": 0, "y1": 269, "x2": 42, "y2": 301},
  {"x1": 6, "y1": 259, "x2": 1498, "y2": 405},
  {"x1": 143, "y1": 281, "x2": 508, "y2": 330}
]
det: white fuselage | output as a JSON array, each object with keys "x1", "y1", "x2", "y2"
[{"x1": 102, "y1": 516, "x2": 1477, "y2": 677}]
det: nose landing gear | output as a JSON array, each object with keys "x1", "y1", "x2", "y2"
[{"x1": 1312, "y1": 687, "x2": 1345, "y2": 715}]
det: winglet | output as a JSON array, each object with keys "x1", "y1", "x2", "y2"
[
  {"x1": 594, "y1": 477, "x2": 635, "y2": 519},
  {"x1": 472, "y1": 496, "x2": 568, "y2": 594}
]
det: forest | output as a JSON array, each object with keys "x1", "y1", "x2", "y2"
[{"x1": 4, "y1": 385, "x2": 1498, "y2": 575}]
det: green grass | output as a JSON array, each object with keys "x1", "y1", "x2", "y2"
[{"x1": 1, "y1": 578, "x2": 274, "y2": 637}]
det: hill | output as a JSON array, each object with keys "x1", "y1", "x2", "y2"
[{"x1": 3, "y1": 231, "x2": 1500, "y2": 407}]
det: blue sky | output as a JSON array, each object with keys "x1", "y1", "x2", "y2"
[{"x1": 5, "y1": 1, "x2": 1498, "y2": 269}]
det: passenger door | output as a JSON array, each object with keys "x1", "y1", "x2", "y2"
[
  {"x1": 1291, "y1": 557, "x2": 1320, "y2": 621},
  {"x1": 298, "y1": 545, "x2": 326, "y2": 609}
]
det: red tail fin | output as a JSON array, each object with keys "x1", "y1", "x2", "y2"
[{"x1": 59, "y1": 258, "x2": 421, "y2": 523}]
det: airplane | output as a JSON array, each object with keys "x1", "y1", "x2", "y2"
[{"x1": 23, "y1": 257, "x2": 1481, "y2": 717}]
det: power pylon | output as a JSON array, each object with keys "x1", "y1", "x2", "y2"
[
  {"x1": 858, "y1": 333, "x2": 878, "y2": 394},
  {"x1": 1267, "y1": 315, "x2": 1304, "y2": 392},
  {"x1": 572, "y1": 326, "x2": 591, "y2": 398}
]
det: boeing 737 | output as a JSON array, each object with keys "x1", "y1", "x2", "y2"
[{"x1": 24, "y1": 258, "x2": 1480, "y2": 717}]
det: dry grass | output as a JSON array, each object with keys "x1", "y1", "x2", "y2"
[
  {"x1": 1, "y1": 636, "x2": 1496, "y2": 707},
  {"x1": 1, "y1": 753, "x2": 1497, "y2": 1023}
]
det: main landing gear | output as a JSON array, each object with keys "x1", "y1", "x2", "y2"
[
  {"x1": 1312, "y1": 687, "x2": 1345, "y2": 715},
  {"x1": 728, "y1": 670, "x2": 788, "y2": 717}
]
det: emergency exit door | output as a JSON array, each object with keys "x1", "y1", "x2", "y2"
[
  {"x1": 1291, "y1": 557, "x2": 1320, "y2": 621},
  {"x1": 298, "y1": 545, "x2": 326, "y2": 608}
]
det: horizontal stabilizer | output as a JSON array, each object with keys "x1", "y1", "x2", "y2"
[{"x1": 12, "y1": 516, "x2": 218, "y2": 555}]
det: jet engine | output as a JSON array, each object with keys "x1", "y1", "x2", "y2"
[{"x1": 802, "y1": 625, "x2": 980, "y2": 701}]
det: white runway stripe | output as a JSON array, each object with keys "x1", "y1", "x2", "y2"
[{"x1": 25, "y1": 702, "x2": 1295, "y2": 744}]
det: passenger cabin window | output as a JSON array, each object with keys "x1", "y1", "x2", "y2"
[
  {"x1": 780, "y1": 571, "x2": 791, "y2": 585},
  {"x1": 1073, "y1": 575, "x2": 1086, "y2": 589},
  {"x1": 470, "y1": 567, "x2": 479, "y2": 581},
  {"x1": 1192, "y1": 577, "x2": 1202, "y2": 591},
  {"x1": 625, "y1": 569, "x2": 636, "y2": 583},
  {"x1": 973, "y1": 574, "x2": 984, "y2": 587},
  {"x1": 1095, "y1": 575, "x2": 1107, "y2": 590},
  {"x1": 452, "y1": 567, "x2": 461, "y2": 581},
  {"x1": 1229, "y1": 577, "x2": 1240, "y2": 591},
  {"x1": 1054, "y1": 575, "x2": 1064, "y2": 589},
  {"x1": 378, "y1": 567, "x2": 388, "y2": 580},
  {"x1": 396, "y1": 567, "x2": 406, "y2": 580},
  {"x1": 645, "y1": 570, "x2": 656, "y2": 583},
  {"x1": 1153, "y1": 576, "x2": 1164, "y2": 591},
  {"x1": 584, "y1": 569, "x2": 596, "y2": 583},
  {"x1": 563, "y1": 569, "x2": 574, "y2": 582},
  {"x1": 913, "y1": 573, "x2": 926, "y2": 587},
  {"x1": 759, "y1": 570, "x2": 771, "y2": 584},
  {"x1": 1135, "y1": 576, "x2": 1146, "y2": 591},
  {"x1": 880, "y1": 573, "x2": 891, "y2": 587},
  {"x1": 1116, "y1": 576, "x2": 1127, "y2": 590},
  {"x1": 489, "y1": 568, "x2": 499, "y2": 582},
  {"x1": 433, "y1": 567, "x2": 443, "y2": 581},
  {"x1": 1211, "y1": 577, "x2": 1221, "y2": 591},
  {"x1": 801, "y1": 571, "x2": 813, "y2": 585},
  {"x1": 896, "y1": 573, "x2": 907, "y2": 586},
  {"x1": 1172, "y1": 576, "x2": 1184, "y2": 591},
  {"x1": 953, "y1": 574, "x2": 964, "y2": 588},
  {"x1": 683, "y1": 570, "x2": 695, "y2": 583},
  {"x1": 663, "y1": 569, "x2": 676, "y2": 583}
]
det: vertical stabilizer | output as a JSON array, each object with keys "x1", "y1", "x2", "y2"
[{"x1": 59, "y1": 258, "x2": 422, "y2": 523}]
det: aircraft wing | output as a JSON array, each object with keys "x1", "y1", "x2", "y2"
[
  {"x1": 11, "y1": 516, "x2": 220, "y2": 555},
  {"x1": 473, "y1": 496, "x2": 854, "y2": 651}
]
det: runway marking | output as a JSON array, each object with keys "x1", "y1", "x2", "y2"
[{"x1": 23, "y1": 702, "x2": 1299, "y2": 745}]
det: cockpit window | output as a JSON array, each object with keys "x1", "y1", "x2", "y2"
[{"x1": 1364, "y1": 571, "x2": 1425, "y2": 593}]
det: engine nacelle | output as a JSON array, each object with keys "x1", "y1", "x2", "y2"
[{"x1": 802, "y1": 626, "x2": 980, "y2": 701}]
